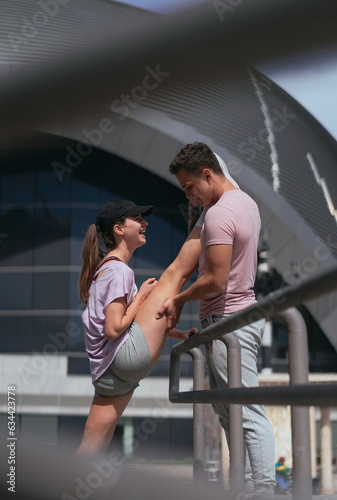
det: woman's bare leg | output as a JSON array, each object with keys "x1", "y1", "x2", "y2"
[
  {"x1": 135, "y1": 226, "x2": 202, "y2": 366},
  {"x1": 135, "y1": 267, "x2": 191, "y2": 367},
  {"x1": 77, "y1": 392, "x2": 133, "y2": 455},
  {"x1": 136, "y1": 225, "x2": 201, "y2": 366}
]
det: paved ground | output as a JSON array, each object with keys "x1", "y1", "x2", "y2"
[
  {"x1": 124, "y1": 463, "x2": 194, "y2": 481},
  {"x1": 123, "y1": 463, "x2": 337, "y2": 499}
]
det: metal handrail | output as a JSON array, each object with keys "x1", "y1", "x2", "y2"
[
  {"x1": 169, "y1": 264, "x2": 337, "y2": 498},
  {"x1": 170, "y1": 264, "x2": 337, "y2": 354},
  {"x1": 170, "y1": 264, "x2": 337, "y2": 406},
  {"x1": 170, "y1": 383, "x2": 337, "y2": 406}
]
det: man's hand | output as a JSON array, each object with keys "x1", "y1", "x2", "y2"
[
  {"x1": 156, "y1": 296, "x2": 183, "y2": 330},
  {"x1": 188, "y1": 196, "x2": 200, "y2": 210},
  {"x1": 188, "y1": 196, "x2": 202, "y2": 234}
]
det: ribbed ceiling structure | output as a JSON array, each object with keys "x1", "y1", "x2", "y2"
[
  {"x1": 1, "y1": 0, "x2": 337, "y2": 348},
  {"x1": 0, "y1": 0, "x2": 155, "y2": 63}
]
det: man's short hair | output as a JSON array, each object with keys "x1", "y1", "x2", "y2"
[{"x1": 169, "y1": 142, "x2": 223, "y2": 176}]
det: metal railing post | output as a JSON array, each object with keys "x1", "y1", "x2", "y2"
[
  {"x1": 274, "y1": 307, "x2": 312, "y2": 500},
  {"x1": 170, "y1": 347, "x2": 205, "y2": 483},
  {"x1": 186, "y1": 348, "x2": 205, "y2": 482},
  {"x1": 221, "y1": 333, "x2": 245, "y2": 498}
]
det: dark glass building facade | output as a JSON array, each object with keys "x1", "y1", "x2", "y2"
[{"x1": 0, "y1": 133, "x2": 199, "y2": 373}]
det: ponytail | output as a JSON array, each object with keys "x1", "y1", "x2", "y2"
[
  {"x1": 79, "y1": 224, "x2": 104, "y2": 304},
  {"x1": 79, "y1": 217, "x2": 125, "y2": 304}
]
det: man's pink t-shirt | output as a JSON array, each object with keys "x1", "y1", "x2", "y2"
[{"x1": 196, "y1": 189, "x2": 260, "y2": 321}]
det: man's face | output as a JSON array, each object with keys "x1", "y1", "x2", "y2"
[{"x1": 176, "y1": 168, "x2": 214, "y2": 207}]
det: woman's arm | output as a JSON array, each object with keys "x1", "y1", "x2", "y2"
[{"x1": 104, "y1": 278, "x2": 157, "y2": 340}]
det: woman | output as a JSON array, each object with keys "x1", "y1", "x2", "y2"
[{"x1": 77, "y1": 199, "x2": 198, "y2": 455}]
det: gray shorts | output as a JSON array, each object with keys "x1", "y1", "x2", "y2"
[{"x1": 93, "y1": 321, "x2": 151, "y2": 398}]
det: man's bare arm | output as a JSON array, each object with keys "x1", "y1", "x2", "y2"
[{"x1": 157, "y1": 243, "x2": 232, "y2": 329}]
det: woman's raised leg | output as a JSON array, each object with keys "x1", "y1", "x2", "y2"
[{"x1": 135, "y1": 226, "x2": 201, "y2": 367}]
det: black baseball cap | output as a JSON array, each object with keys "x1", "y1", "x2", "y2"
[{"x1": 95, "y1": 199, "x2": 153, "y2": 233}]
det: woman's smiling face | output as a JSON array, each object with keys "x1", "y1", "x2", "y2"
[{"x1": 119, "y1": 215, "x2": 148, "y2": 249}]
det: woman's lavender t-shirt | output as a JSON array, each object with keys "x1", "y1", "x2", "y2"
[
  {"x1": 81, "y1": 261, "x2": 138, "y2": 382},
  {"x1": 196, "y1": 189, "x2": 260, "y2": 320}
]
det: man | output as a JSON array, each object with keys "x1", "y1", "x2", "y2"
[{"x1": 157, "y1": 142, "x2": 275, "y2": 499}]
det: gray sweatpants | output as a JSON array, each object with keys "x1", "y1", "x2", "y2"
[{"x1": 201, "y1": 315, "x2": 276, "y2": 498}]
